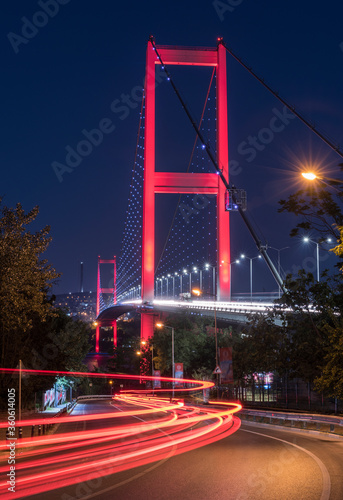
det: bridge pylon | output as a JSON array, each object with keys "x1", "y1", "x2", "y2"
[
  {"x1": 95, "y1": 255, "x2": 117, "y2": 352},
  {"x1": 141, "y1": 39, "x2": 230, "y2": 340}
]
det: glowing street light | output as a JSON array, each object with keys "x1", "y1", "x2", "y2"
[
  {"x1": 303, "y1": 236, "x2": 332, "y2": 282},
  {"x1": 204, "y1": 263, "x2": 216, "y2": 297},
  {"x1": 192, "y1": 266, "x2": 202, "y2": 292},
  {"x1": 301, "y1": 172, "x2": 318, "y2": 181},
  {"x1": 156, "y1": 322, "x2": 175, "y2": 399},
  {"x1": 240, "y1": 254, "x2": 262, "y2": 301},
  {"x1": 301, "y1": 171, "x2": 343, "y2": 193}
]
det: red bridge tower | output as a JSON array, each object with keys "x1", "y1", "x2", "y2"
[{"x1": 141, "y1": 40, "x2": 230, "y2": 340}]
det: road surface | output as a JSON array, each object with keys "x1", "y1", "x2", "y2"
[{"x1": 1, "y1": 398, "x2": 343, "y2": 499}]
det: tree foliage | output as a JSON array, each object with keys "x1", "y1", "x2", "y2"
[
  {"x1": 234, "y1": 270, "x2": 343, "y2": 401},
  {"x1": 275, "y1": 166, "x2": 343, "y2": 401},
  {"x1": 107, "y1": 319, "x2": 142, "y2": 375},
  {"x1": 0, "y1": 202, "x2": 59, "y2": 365},
  {"x1": 0, "y1": 202, "x2": 91, "y2": 407},
  {"x1": 151, "y1": 313, "x2": 232, "y2": 378}
]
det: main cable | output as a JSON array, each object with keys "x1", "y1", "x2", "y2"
[
  {"x1": 149, "y1": 36, "x2": 286, "y2": 293},
  {"x1": 222, "y1": 40, "x2": 343, "y2": 159}
]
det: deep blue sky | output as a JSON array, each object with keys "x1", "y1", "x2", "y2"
[{"x1": 2, "y1": 0, "x2": 343, "y2": 295}]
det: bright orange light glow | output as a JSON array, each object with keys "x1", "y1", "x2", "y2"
[
  {"x1": 156, "y1": 322, "x2": 163, "y2": 328},
  {"x1": 302, "y1": 172, "x2": 317, "y2": 180},
  {"x1": 192, "y1": 288, "x2": 201, "y2": 296}
]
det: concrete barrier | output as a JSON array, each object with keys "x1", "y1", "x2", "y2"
[{"x1": 239, "y1": 408, "x2": 343, "y2": 436}]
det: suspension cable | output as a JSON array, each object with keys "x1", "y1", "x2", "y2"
[
  {"x1": 149, "y1": 36, "x2": 286, "y2": 294},
  {"x1": 119, "y1": 94, "x2": 145, "y2": 260},
  {"x1": 222, "y1": 40, "x2": 343, "y2": 158},
  {"x1": 155, "y1": 67, "x2": 216, "y2": 274}
]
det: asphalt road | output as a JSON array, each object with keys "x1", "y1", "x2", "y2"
[{"x1": 9, "y1": 400, "x2": 343, "y2": 500}]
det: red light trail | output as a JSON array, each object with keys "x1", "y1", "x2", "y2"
[{"x1": 0, "y1": 368, "x2": 241, "y2": 498}]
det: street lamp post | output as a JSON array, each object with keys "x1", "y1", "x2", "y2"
[
  {"x1": 167, "y1": 274, "x2": 171, "y2": 297},
  {"x1": 204, "y1": 263, "x2": 216, "y2": 298},
  {"x1": 224, "y1": 259, "x2": 240, "y2": 302},
  {"x1": 192, "y1": 266, "x2": 203, "y2": 293},
  {"x1": 183, "y1": 269, "x2": 188, "y2": 295},
  {"x1": 156, "y1": 323, "x2": 175, "y2": 399},
  {"x1": 268, "y1": 246, "x2": 289, "y2": 297},
  {"x1": 303, "y1": 237, "x2": 332, "y2": 282},
  {"x1": 240, "y1": 254, "x2": 262, "y2": 301}
]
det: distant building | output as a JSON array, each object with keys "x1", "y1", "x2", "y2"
[{"x1": 54, "y1": 291, "x2": 96, "y2": 323}]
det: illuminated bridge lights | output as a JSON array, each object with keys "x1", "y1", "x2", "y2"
[{"x1": 123, "y1": 297, "x2": 280, "y2": 314}]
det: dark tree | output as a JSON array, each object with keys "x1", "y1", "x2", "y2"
[{"x1": 0, "y1": 202, "x2": 91, "y2": 408}]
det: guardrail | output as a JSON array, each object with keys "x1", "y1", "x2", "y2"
[
  {"x1": 239, "y1": 408, "x2": 343, "y2": 436},
  {"x1": 76, "y1": 395, "x2": 113, "y2": 401}
]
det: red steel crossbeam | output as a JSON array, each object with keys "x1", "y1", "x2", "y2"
[
  {"x1": 154, "y1": 172, "x2": 219, "y2": 194},
  {"x1": 141, "y1": 41, "x2": 230, "y2": 340}
]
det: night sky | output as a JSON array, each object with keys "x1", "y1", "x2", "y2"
[{"x1": 2, "y1": 0, "x2": 343, "y2": 295}]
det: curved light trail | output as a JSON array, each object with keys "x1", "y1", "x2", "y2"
[{"x1": 0, "y1": 369, "x2": 241, "y2": 499}]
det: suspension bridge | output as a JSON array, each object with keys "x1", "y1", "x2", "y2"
[{"x1": 94, "y1": 37, "x2": 341, "y2": 352}]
